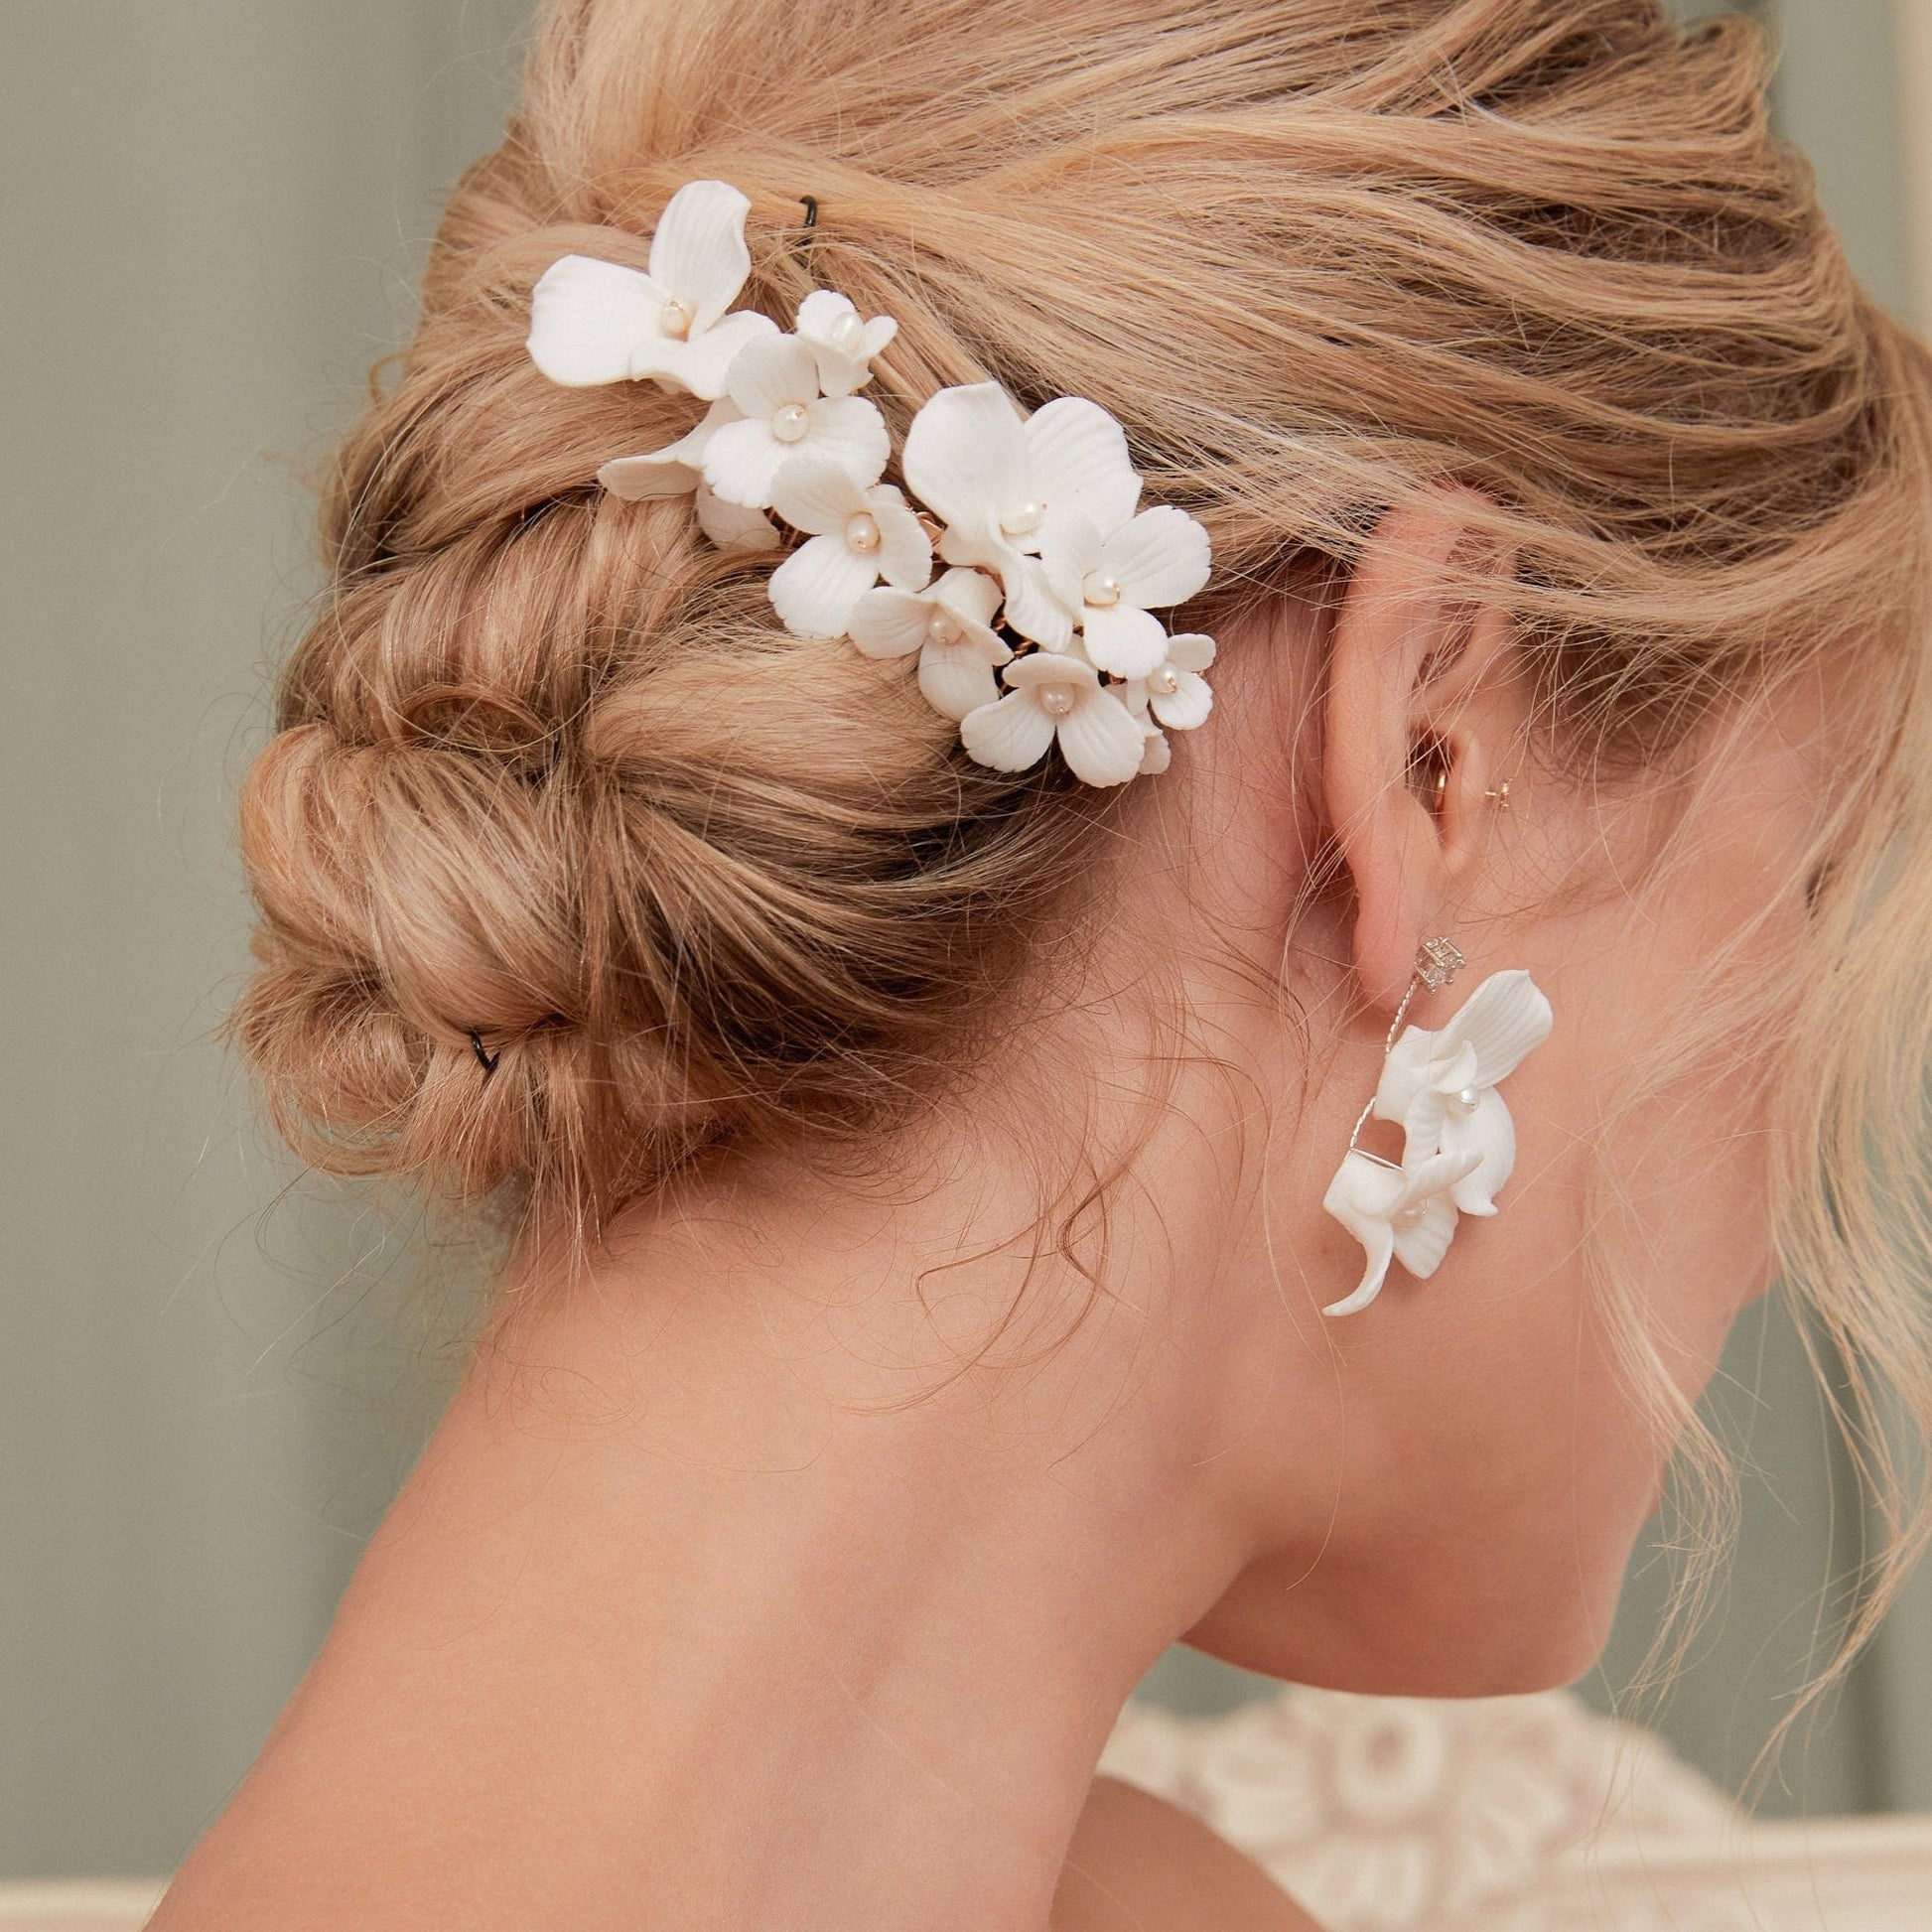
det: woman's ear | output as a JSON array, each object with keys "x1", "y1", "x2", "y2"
[{"x1": 1322, "y1": 493, "x2": 1528, "y2": 1010}]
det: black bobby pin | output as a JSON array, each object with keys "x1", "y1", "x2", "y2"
[
  {"x1": 795, "y1": 194, "x2": 819, "y2": 262},
  {"x1": 470, "y1": 1031, "x2": 501, "y2": 1078}
]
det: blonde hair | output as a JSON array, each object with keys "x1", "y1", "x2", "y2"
[{"x1": 233, "y1": 0, "x2": 1932, "y2": 1730}]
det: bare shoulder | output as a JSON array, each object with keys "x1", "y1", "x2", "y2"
[{"x1": 1051, "y1": 1775, "x2": 1324, "y2": 1932}]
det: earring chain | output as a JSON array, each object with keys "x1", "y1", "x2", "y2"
[{"x1": 1343, "y1": 936, "x2": 1466, "y2": 1165}]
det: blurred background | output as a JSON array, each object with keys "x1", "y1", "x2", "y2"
[{"x1": 4, "y1": 0, "x2": 1932, "y2": 1884}]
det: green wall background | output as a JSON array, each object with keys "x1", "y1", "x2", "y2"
[
  {"x1": 1, "y1": 0, "x2": 533, "y2": 1879},
  {"x1": 1, "y1": 0, "x2": 1926, "y2": 1881}
]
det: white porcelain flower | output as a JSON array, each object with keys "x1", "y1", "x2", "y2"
[
  {"x1": 1320, "y1": 1148, "x2": 1483, "y2": 1318},
  {"x1": 796, "y1": 288, "x2": 898, "y2": 397},
  {"x1": 1372, "y1": 970, "x2": 1553, "y2": 1216},
  {"x1": 595, "y1": 398, "x2": 743, "y2": 500},
  {"x1": 1040, "y1": 506, "x2": 1211, "y2": 677},
  {"x1": 848, "y1": 567, "x2": 1013, "y2": 721},
  {"x1": 1123, "y1": 632, "x2": 1215, "y2": 731},
  {"x1": 764, "y1": 458, "x2": 932, "y2": 638},
  {"x1": 700, "y1": 334, "x2": 892, "y2": 509},
  {"x1": 525, "y1": 181, "x2": 780, "y2": 399},
  {"x1": 900, "y1": 383, "x2": 1142, "y2": 652},
  {"x1": 959, "y1": 651, "x2": 1146, "y2": 788}
]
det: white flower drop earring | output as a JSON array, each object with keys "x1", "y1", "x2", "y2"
[{"x1": 1321, "y1": 937, "x2": 1553, "y2": 1317}]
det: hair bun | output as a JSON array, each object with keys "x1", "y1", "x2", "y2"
[{"x1": 233, "y1": 0, "x2": 1921, "y2": 1258}]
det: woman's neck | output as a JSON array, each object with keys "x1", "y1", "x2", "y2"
[{"x1": 156, "y1": 1150, "x2": 1256, "y2": 1932}]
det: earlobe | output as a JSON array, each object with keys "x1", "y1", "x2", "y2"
[{"x1": 1321, "y1": 494, "x2": 1522, "y2": 1009}]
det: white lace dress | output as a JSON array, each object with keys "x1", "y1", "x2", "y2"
[{"x1": 1101, "y1": 1685, "x2": 1932, "y2": 1930}]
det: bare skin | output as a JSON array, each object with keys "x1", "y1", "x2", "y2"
[
  {"x1": 154, "y1": 498, "x2": 1840, "y2": 1930},
  {"x1": 1056, "y1": 1781, "x2": 1320, "y2": 1930}
]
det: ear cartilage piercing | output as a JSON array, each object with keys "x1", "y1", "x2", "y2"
[
  {"x1": 1321, "y1": 941, "x2": 1553, "y2": 1318},
  {"x1": 1433, "y1": 769, "x2": 1517, "y2": 812}
]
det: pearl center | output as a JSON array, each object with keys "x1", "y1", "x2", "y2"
[
  {"x1": 1149, "y1": 666, "x2": 1180, "y2": 697},
  {"x1": 927, "y1": 611, "x2": 961, "y2": 645},
  {"x1": 1394, "y1": 1203, "x2": 1429, "y2": 1230},
  {"x1": 771, "y1": 401, "x2": 811, "y2": 443},
  {"x1": 1039, "y1": 687, "x2": 1076, "y2": 718},
  {"x1": 1455, "y1": 1087, "x2": 1480, "y2": 1112},
  {"x1": 999, "y1": 498, "x2": 1044, "y2": 538},
  {"x1": 660, "y1": 298, "x2": 693, "y2": 341},
  {"x1": 845, "y1": 511, "x2": 882, "y2": 553},
  {"x1": 1084, "y1": 574, "x2": 1122, "y2": 609}
]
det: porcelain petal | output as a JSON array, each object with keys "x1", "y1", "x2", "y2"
[
  {"x1": 526, "y1": 255, "x2": 669, "y2": 387},
  {"x1": 1101, "y1": 505, "x2": 1211, "y2": 609},
  {"x1": 848, "y1": 587, "x2": 931, "y2": 659},
  {"x1": 1023, "y1": 395, "x2": 1141, "y2": 536},
  {"x1": 694, "y1": 484, "x2": 781, "y2": 551},
  {"x1": 873, "y1": 491, "x2": 934, "y2": 589},
  {"x1": 769, "y1": 456, "x2": 868, "y2": 536},
  {"x1": 768, "y1": 533, "x2": 880, "y2": 637},
  {"x1": 1439, "y1": 1089, "x2": 1517, "y2": 1215},
  {"x1": 960, "y1": 690, "x2": 1057, "y2": 772},
  {"x1": 1149, "y1": 668, "x2": 1212, "y2": 732},
  {"x1": 646, "y1": 179, "x2": 755, "y2": 336},
  {"x1": 902, "y1": 382, "x2": 1031, "y2": 536},
  {"x1": 1435, "y1": 969, "x2": 1554, "y2": 1087},
  {"x1": 1055, "y1": 689, "x2": 1147, "y2": 787},
  {"x1": 918, "y1": 642, "x2": 1005, "y2": 722}
]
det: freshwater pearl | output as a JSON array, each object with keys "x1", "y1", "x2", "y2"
[
  {"x1": 927, "y1": 611, "x2": 961, "y2": 644},
  {"x1": 1455, "y1": 1087, "x2": 1480, "y2": 1113},
  {"x1": 1084, "y1": 575, "x2": 1122, "y2": 608},
  {"x1": 771, "y1": 401, "x2": 810, "y2": 442},
  {"x1": 1040, "y1": 687, "x2": 1075, "y2": 718},
  {"x1": 660, "y1": 298, "x2": 693, "y2": 340},
  {"x1": 1149, "y1": 666, "x2": 1180, "y2": 697},
  {"x1": 1000, "y1": 498, "x2": 1044, "y2": 537},
  {"x1": 846, "y1": 512, "x2": 882, "y2": 553}
]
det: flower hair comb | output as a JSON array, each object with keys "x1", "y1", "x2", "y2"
[{"x1": 525, "y1": 179, "x2": 1216, "y2": 787}]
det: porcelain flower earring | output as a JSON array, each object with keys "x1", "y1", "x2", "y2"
[{"x1": 1321, "y1": 939, "x2": 1553, "y2": 1317}]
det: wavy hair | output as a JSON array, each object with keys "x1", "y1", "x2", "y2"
[{"x1": 230, "y1": 0, "x2": 1932, "y2": 1747}]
